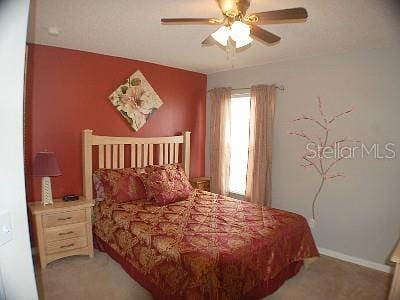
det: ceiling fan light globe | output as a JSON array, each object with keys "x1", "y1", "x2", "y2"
[
  {"x1": 230, "y1": 21, "x2": 252, "y2": 48},
  {"x1": 211, "y1": 26, "x2": 230, "y2": 46},
  {"x1": 235, "y1": 35, "x2": 253, "y2": 48},
  {"x1": 230, "y1": 21, "x2": 250, "y2": 39}
]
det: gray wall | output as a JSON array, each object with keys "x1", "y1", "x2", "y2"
[
  {"x1": 206, "y1": 47, "x2": 400, "y2": 266},
  {"x1": 0, "y1": 0, "x2": 38, "y2": 298}
]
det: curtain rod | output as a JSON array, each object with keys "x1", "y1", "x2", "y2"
[{"x1": 208, "y1": 85, "x2": 285, "y2": 93}]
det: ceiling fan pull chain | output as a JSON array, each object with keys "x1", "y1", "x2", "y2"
[
  {"x1": 226, "y1": 38, "x2": 233, "y2": 59},
  {"x1": 226, "y1": 38, "x2": 236, "y2": 68}
]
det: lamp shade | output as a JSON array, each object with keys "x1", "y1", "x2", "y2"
[{"x1": 32, "y1": 151, "x2": 62, "y2": 177}]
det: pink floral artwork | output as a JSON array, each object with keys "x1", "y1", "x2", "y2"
[
  {"x1": 289, "y1": 98, "x2": 358, "y2": 220},
  {"x1": 109, "y1": 70, "x2": 163, "y2": 131}
]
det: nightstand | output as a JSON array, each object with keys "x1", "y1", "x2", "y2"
[
  {"x1": 190, "y1": 177, "x2": 210, "y2": 192},
  {"x1": 28, "y1": 197, "x2": 94, "y2": 269}
]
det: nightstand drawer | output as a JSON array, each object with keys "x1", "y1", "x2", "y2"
[
  {"x1": 46, "y1": 237, "x2": 87, "y2": 254},
  {"x1": 45, "y1": 223, "x2": 87, "y2": 242},
  {"x1": 43, "y1": 210, "x2": 86, "y2": 228}
]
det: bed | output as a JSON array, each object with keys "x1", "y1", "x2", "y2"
[{"x1": 82, "y1": 129, "x2": 319, "y2": 299}]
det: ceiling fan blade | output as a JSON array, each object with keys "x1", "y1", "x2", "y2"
[
  {"x1": 161, "y1": 18, "x2": 222, "y2": 24},
  {"x1": 236, "y1": 0, "x2": 250, "y2": 15},
  {"x1": 250, "y1": 25, "x2": 281, "y2": 44},
  {"x1": 248, "y1": 8, "x2": 308, "y2": 24},
  {"x1": 202, "y1": 35, "x2": 216, "y2": 46}
]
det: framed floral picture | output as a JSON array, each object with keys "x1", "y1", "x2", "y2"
[{"x1": 109, "y1": 70, "x2": 163, "y2": 131}]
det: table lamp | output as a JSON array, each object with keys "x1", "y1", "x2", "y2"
[{"x1": 33, "y1": 151, "x2": 62, "y2": 206}]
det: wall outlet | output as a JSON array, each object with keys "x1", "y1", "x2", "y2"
[
  {"x1": 0, "y1": 211, "x2": 12, "y2": 247},
  {"x1": 308, "y1": 218, "x2": 316, "y2": 229}
]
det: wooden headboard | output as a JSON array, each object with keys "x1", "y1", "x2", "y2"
[{"x1": 82, "y1": 129, "x2": 191, "y2": 201}]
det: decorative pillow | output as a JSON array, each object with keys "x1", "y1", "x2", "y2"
[
  {"x1": 93, "y1": 168, "x2": 147, "y2": 203},
  {"x1": 139, "y1": 164, "x2": 193, "y2": 205}
]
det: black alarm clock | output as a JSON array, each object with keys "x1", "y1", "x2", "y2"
[{"x1": 62, "y1": 194, "x2": 80, "y2": 201}]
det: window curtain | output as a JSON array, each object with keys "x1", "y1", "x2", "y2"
[
  {"x1": 209, "y1": 87, "x2": 232, "y2": 196},
  {"x1": 245, "y1": 85, "x2": 276, "y2": 206}
]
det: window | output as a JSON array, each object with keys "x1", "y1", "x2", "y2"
[{"x1": 228, "y1": 95, "x2": 251, "y2": 195}]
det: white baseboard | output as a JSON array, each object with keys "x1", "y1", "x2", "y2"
[{"x1": 318, "y1": 247, "x2": 393, "y2": 274}]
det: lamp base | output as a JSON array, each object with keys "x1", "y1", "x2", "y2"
[{"x1": 41, "y1": 176, "x2": 54, "y2": 206}]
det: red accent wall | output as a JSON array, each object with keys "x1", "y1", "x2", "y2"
[{"x1": 25, "y1": 44, "x2": 206, "y2": 201}]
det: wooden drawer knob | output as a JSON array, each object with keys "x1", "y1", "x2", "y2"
[
  {"x1": 57, "y1": 217, "x2": 72, "y2": 221},
  {"x1": 58, "y1": 231, "x2": 74, "y2": 236},
  {"x1": 60, "y1": 243, "x2": 75, "y2": 249}
]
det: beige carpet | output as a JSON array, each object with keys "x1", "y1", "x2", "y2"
[{"x1": 35, "y1": 250, "x2": 391, "y2": 300}]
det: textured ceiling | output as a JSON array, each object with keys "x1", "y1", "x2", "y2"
[{"x1": 27, "y1": 0, "x2": 400, "y2": 74}]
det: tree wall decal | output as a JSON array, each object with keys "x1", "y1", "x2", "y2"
[{"x1": 289, "y1": 98, "x2": 357, "y2": 220}]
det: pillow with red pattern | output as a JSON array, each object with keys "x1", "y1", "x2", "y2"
[
  {"x1": 139, "y1": 164, "x2": 193, "y2": 205},
  {"x1": 93, "y1": 168, "x2": 147, "y2": 203}
]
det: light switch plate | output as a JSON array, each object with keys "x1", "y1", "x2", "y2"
[{"x1": 0, "y1": 210, "x2": 12, "y2": 247}]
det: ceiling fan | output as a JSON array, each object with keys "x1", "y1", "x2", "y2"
[{"x1": 161, "y1": 0, "x2": 308, "y2": 49}]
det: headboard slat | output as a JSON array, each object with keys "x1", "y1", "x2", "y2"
[
  {"x1": 174, "y1": 144, "x2": 179, "y2": 163},
  {"x1": 99, "y1": 145, "x2": 104, "y2": 168},
  {"x1": 130, "y1": 144, "x2": 136, "y2": 168},
  {"x1": 143, "y1": 144, "x2": 149, "y2": 166},
  {"x1": 164, "y1": 144, "x2": 169, "y2": 164},
  {"x1": 112, "y1": 144, "x2": 118, "y2": 168},
  {"x1": 159, "y1": 144, "x2": 164, "y2": 165},
  {"x1": 137, "y1": 144, "x2": 142, "y2": 168},
  {"x1": 105, "y1": 145, "x2": 111, "y2": 168},
  {"x1": 118, "y1": 144, "x2": 124, "y2": 168},
  {"x1": 149, "y1": 144, "x2": 154, "y2": 165},
  {"x1": 169, "y1": 144, "x2": 174, "y2": 163}
]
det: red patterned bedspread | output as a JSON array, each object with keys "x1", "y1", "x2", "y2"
[{"x1": 93, "y1": 190, "x2": 319, "y2": 299}]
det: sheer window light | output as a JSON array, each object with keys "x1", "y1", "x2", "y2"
[{"x1": 228, "y1": 95, "x2": 251, "y2": 195}]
